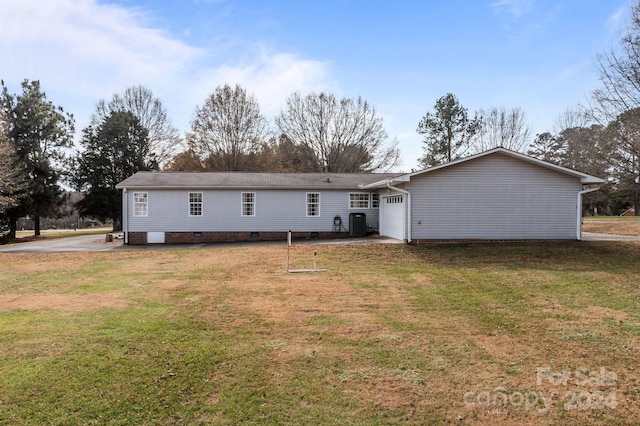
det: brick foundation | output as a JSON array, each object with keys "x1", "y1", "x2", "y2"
[
  {"x1": 127, "y1": 232, "x2": 147, "y2": 245},
  {"x1": 126, "y1": 231, "x2": 349, "y2": 245}
]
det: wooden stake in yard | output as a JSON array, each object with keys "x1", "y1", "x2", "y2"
[{"x1": 286, "y1": 230, "x2": 327, "y2": 273}]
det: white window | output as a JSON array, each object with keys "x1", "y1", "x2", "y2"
[
  {"x1": 349, "y1": 193, "x2": 370, "y2": 209},
  {"x1": 307, "y1": 193, "x2": 320, "y2": 217},
  {"x1": 372, "y1": 193, "x2": 380, "y2": 209},
  {"x1": 133, "y1": 192, "x2": 148, "y2": 217},
  {"x1": 386, "y1": 195, "x2": 403, "y2": 204},
  {"x1": 242, "y1": 192, "x2": 255, "y2": 216},
  {"x1": 189, "y1": 192, "x2": 202, "y2": 216}
]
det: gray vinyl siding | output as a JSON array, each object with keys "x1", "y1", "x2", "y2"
[
  {"x1": 408, "y1": 154, "x2": 581, "y2": 240},
  {"x1": 125, "y1": 189, "x2": 379, "y2": 233}
]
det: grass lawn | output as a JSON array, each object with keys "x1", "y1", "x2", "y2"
[
  {"x1": 1, "y1": 241, "x2": 639, "y2": 425},
  {"x1": 583, "y1": 216, "x2": 640, "y2": 237},
  {"x1": 14, "y1": 227, "x2": 113, "y2": 240}
]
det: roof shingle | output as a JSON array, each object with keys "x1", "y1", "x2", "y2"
[{"x1": 116, "y1": 171, "x2": 404, "y2": 190}]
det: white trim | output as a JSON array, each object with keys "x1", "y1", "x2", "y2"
[
  {"x1": 122, "y1": 188, "x2": 128, "y2": 244},
  {"x1": 386, "y1": 183, "x2": 411, "y2": 243},
  {"x1": 241, "y1": 192, "x2": 256, "y2": 217},
  {"x1": 362, "y1": 148, "x2": 606, "y2": 189},
  {"x1": 133, "y1": 192, "x2": 148, "y2": 217},
  {"x1": 407, "y1": 148, "x2": 605, "y2": 184},
  {"x1": 188, "y1": 192, "x2": 203, "y2": 217},
  {"x1": 306, "y1": 192, "x2": 320, "y2": 217},
  {"x1": 349, "y1": 192, "x2": 370, "y2": 209},
  {"x1": 371, "y1": 193, "x2": 380, "y2": 209},
  {"x1": 577, "y1": 185, "x2": 601, "y2": 240}
]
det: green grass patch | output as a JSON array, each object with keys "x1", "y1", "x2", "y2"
[{"x1": 1, "y1": 241, "x2": 639, "y2": 424}]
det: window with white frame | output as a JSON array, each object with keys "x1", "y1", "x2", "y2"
[
  {"x1": 349, "y1": 192, "x2": 370, "y2": 209},
  {"x1": 371, "y1": 193, "x2": 380, "y2": 209},
  {"x1": 189, "y1": 192, "x2": 203, "y2": 216},
  {"x1": 133, "y1": 192, "x2": 148, "y2": 216},
  {"x1": 307, "y1": 193, "x2": 320, "y2": 216},
  {"x1": 242, "y1": 192, "x2": 255, "y2": 216}
]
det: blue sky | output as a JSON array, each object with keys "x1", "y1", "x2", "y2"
[{"x1": 0, "y1": 0, "x2": 633, "y2": 170}]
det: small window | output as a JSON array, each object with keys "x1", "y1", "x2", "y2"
[
  {"x1": 349, "y1": 193, "x2": 370, "y2": 209},
  {"x1": 372, "y1": 193, "x2": 380, "y2": 209},
  {"x1": 189, "y1": 192, "x2": 203, "y2": 216},
  {"x1": 307, "y1": 193, "x2": 320, "y2": 217},
  {"x1": 133, "y1": 192, "x2": 148, "y2": 216},
  {"x1": 242, "y1": 192, "x2": 255, "y2": 217}
]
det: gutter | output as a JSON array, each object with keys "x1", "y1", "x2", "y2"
[
  {"x1": 122, "y1": 188, "x2": 128, "y2": 244},
  {"x1": 387, "y1": 182, "x2": 411, "y2": 243},
  {"x1": 576, "y1": 185, "x2": 601, "y2": 241}
]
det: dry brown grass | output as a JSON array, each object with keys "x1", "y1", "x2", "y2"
[
  {"x1": 583, "y1": 216, "x2": 640, "y2": 236},
  {"x1": 1, "y1": 242, "x2": 639, "y2": 425}
]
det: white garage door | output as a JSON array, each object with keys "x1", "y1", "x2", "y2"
[{"x1": 380, "y1": 195, "x2": 405, "y2": 240}]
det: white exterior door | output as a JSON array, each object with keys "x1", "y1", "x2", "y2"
[{"x1": 380, "y1": 194, "x2": 405, "y2": 240}]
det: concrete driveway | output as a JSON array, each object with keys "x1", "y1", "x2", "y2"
[
  {"x1": 0, "y1": 233, "x2": 405, "y2": 254},
  {"x1": 0, "y1": 234, "x2": 125, "y2": 253},
  {"x1": 1, "y1": 232, "x2": 638, "y2": 254}
]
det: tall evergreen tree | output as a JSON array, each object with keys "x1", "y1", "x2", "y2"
[
  {"x1": 0, "y1": 80, "x2": 74, "y2": 238},
  {"x1": 528, "y1": 123, "x2": 613, "y2": 215},
  {"x1": 72, "y1": 111, "x2": 156, "y2": 231},
  {"x1": 417, "y1": 93, "x2": 480, "y2": 167},
  {"x1": 0, "y1": 116, "x2": 25, "y2": 221}
]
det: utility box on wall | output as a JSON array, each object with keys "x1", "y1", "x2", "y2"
[{"x1": 349, "y1": 213, "x2": 366, "y2": 237}]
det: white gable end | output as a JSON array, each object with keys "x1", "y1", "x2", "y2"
[{"x1": 407, "y1": 153, "x2": 582, "y2": 240}]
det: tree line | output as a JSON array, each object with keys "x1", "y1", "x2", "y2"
[
  {"x1": 2, "y1": 2, "x2": 640, "y2": 237},
  {"x1": 0, "y1": 83, "x2": 401, "y2": 236},
  {"x1": 416, "y1": 2, "x2": 640, "y2": 217},
  {"x1": 417, "y1": 89, "x2": 638, "y2": 216}
]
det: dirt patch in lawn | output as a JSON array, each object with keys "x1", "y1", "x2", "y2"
[{"x1": 0, "y1": 293, "x2": 130, "y2": 311}]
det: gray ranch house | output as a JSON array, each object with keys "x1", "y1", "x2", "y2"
[{"x1": 116, "y1": 148, "x2": 604, "y2": 245}]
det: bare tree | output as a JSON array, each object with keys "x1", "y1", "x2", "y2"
[
  {"x1": 472, "y1": 106, "x2": 531, "y2": 153},
  {"x1": 92, "y1": 85, "x2": 181, "y2": 167},
  {"x1": 592, "y1": 3, "x2": 640, "y2": 120},
  {"x1": 606, "y1": 108, "x2": 640, "y2": 215},
  {"x1": 553, "y1": 106, "x2": 593, "y2": 134},
  {"x1": 191, "y1": 84, "x2": 267, "y2": 171},
  {"x1": 276, "y1": 92, "x2": 399, "y2": 172}
]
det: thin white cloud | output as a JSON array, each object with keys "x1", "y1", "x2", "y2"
[
  {"x1": 190, "y1": 48, "x2": 334, "y2": 118},
  {"x1": 0, "y1": 0, "x2": 335, "y2": 134},
  {"x1": 491, "y1": 0, "x2": 533, "y2": 18},
  {"x1": 607, "y1": 6, "x2": 627, "y2": 35},
  {"x1": 490, "y1": 0, "x2": 559, "y2": 42},
  {"x1": 0, "y1": 0, "x2": 201, "y2": 95}
]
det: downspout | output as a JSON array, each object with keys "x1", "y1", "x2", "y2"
[
  {"x1": 387, "y1": 182, "x2": 411, "y2": 243},
  {"x1": 576, "y1": 185, "x2": 600, "y2": 241},
  {"x1": 122, "y1": 188, "x2": 128, "y2": 244}
]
